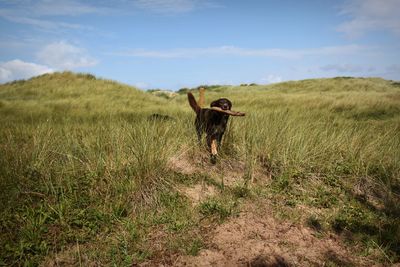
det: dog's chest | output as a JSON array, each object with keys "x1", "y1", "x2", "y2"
[{"x1": 207, "y1": 112, "x2": 229, "y2": 132}]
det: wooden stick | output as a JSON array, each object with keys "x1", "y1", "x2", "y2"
[{"x1": 210, "y1": 107, "x2": 246, "y2": 116}]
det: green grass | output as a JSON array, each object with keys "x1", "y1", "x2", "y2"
[{"x1": 1, "y1": 72, "x2": 399, "y2": 265}]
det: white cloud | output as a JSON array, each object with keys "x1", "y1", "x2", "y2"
[
  {"x1": 337, "y1": 0, "x2": 400, "y2": 38},
  {"x1": 133, "y1": 0, "x2": 221, "y2": 14},
  {"x1": 320, "y1": 63, "x2": 376, "y2": 73},
  {"x1": 112, "y1": 44, "x2": 367, "y2": 59},
  {"x1": 37, "y1": 41, "x2": 98, "y2": 69},
  {"x1": 134, "y1": 0, "x2": 196, "y2": 13},
  {"x1": 0, "y1": 59, "x2": 53, "y2": 83},
  {"x1": 0, "y1": 0, "x2": 105, "y2": 31},
  {"x1": 30, "y1": 0, "x2": 110, "y2": 16},
  {"x1": 0, "y1": 11, "x2": 89, "y2": 30},
  {"x1": 0, "y1": 0, "x2": 108, "y2": 17},
  {"x1": 260, "y1": 74, "x2": 283, "y2": 84},
  {"x1": 385, "y1": 64, "x2": 400, "y2": 74},
  {"x1": 0, "y1": 0, "x2": 220, "y2": 26},
  {"x1": 134, "y1": 81, "x2": 151, "y2": 89}
]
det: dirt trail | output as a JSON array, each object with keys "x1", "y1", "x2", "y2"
[
  {"x1": 168, "y1": 153, "x2": 377, "y2": 267},
  {"x1": 175, "y1": 203, "x2": 373, "y2": 266}
]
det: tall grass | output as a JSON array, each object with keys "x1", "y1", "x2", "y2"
[{"x1": 1, "y1": 73, "x2": 399, "y2": 265}]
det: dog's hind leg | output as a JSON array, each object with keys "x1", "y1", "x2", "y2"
[
  {"x1": 196, "y1": 125, "x2": 202, "y2": 145},
  {"x1": 194, "y1": 118, "x2": 203, "y2": 145},
  {"x1": 197, "y1": 132, "x2": 202, "y2": 146},
  {"x1": 216, "y1": 132, "x2": 224, "y2": 148}
]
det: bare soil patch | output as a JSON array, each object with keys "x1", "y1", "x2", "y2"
[
  {"x1": 168, "y1": 152, "x2": 376, "y2": 267},
  {"x1": 175, "y1": 203, "x2": 374, "y2": 267},
  {"x1": 179, "y1": 184, "x2": 217, "y2": 205},
  {"x1": 169, "y1": 149, "x2": 269, "y2": 188},
  {"x1": 169, "y1": 150, "x2": 199, "y2": 175}
]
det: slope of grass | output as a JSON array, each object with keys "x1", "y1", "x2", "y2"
[
  {"x1": 1, "y1": 73, "x2": 399, "y2": 265},
  {"x1": 0, "y1": 72, "x2": 183, "y2": 125}
]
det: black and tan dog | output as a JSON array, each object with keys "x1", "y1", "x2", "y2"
[{"x1": 188, "y1": 89, "x2": 245, "y2": 164}]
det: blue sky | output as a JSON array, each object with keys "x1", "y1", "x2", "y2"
[{"x1": 0, "y1": 0, "x2": 399, "y2": 90}]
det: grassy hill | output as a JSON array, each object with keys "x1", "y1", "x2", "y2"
[
  {"x1": 0, "y1": 72, "x2": 180, "y2": 123},
  {"x1": 1, "y1": 72, "x2": 399, "y2": 266}
]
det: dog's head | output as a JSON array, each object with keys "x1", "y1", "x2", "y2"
[{"x1": 210, "y1": 98, "x2": 232, "y2": 111}]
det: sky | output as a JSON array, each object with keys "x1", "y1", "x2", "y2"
[{"x1": 0, "y1": 0, "x2": 399, "y2": 90}]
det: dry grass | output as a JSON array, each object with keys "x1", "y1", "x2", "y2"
[{"x1": 1, "y1": 73, "x2": 399, "y2": 265}]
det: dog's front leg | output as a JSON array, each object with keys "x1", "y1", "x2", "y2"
[{"x1": 207, "y1": 135, "x2": 218, "y2": 164}]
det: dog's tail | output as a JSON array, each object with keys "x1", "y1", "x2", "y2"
[
  {"x1": 198, "y1": 87, "x2": 205, "y2": 107},
  {"x1": 187, "y1": 92, "x2": 201, "y2": 114}
]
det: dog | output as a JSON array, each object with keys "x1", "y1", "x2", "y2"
[{"x1": 188, "y1": 89, "x2": 244, "y2": 164}]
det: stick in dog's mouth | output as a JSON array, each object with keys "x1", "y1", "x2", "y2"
[{"x1": 210, "y1": 107, "x2": 245, "y2": 116}]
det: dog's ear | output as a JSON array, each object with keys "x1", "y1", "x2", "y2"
[
  {"x1": 226, "y1": 99, "x2": 232, "y2": 110},
  {"x1": 210, "y1": 98, "x2": 225, "y2": 108},
  {"x1": 210, "y1": 99, "x2": 219, "y2": 108}
]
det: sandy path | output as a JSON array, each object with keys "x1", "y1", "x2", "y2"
[{"x1": 175, "y1": 203, "x2": 374, "y2": 266}]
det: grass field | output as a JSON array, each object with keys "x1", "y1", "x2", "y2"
[{"x1": 1, "y1": 72, "x2": 399, "y2": 266}]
